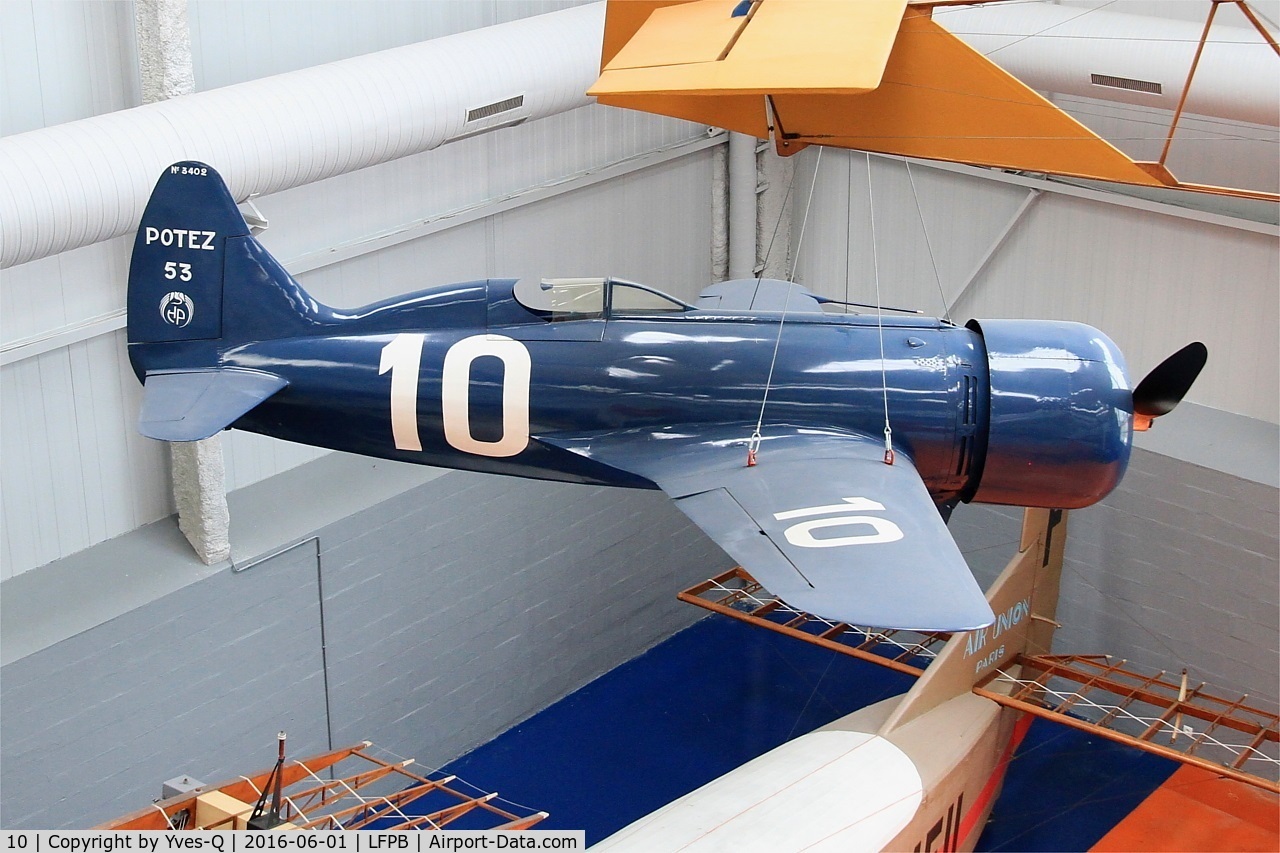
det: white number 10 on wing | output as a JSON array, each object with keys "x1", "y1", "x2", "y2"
[{"x1": 774, "y1": 497, "x2": 904, "y2": 548}]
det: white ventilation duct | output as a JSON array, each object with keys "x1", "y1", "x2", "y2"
[
  {"x1": 4, "y1": 0, "x2": 1275, "y2": 272},
  {"x1": 934, "y1": 2, "x2": 1279, "y2": 127},
  {"x1": 0, "y1": 2, "x2": 605, "y2": 269}
]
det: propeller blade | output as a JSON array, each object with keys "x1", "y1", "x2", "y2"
[{"x1": 1133, "y1": 342, "x2": 1208, "y2": 420}]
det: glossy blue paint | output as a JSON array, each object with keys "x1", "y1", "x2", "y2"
[
  {"x1": 969, "y1": 318, "x2": 1132, "y2": 509},
  {"x1": 126, "y1": 162, "x2": 1144, "y2": 630},
  {"x1": 128, "y1": 164, "x2": 1133, "y2": 509}
]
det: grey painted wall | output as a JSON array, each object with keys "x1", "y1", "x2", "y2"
[
  {"x1": 1058, "y1": 448, "x2": 1278, "y2": 712},
  {"x1": 0, "y1": 542, "x2": 330, "y2": 828},
  {"x1": 314, "y1": 473, "x2": 730, "y2": 762},
  {"x1": 0, "y1": 463, "x2": 730, "y2": 829}
]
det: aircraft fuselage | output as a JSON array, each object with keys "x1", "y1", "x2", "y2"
[
  {"x1": 235, "y1": 322, "x2": 971, "y2": 489},
  {"x1": 151, "y1": 276, "x2": 1132, "y2": 510}
]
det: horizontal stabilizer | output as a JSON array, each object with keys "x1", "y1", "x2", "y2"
[
  {"x1": 140, "y1": 369, "x2": 287, "y2": 441},
  {"x1": 697, "y1": 279, "x2": 824, "y2": 313}
]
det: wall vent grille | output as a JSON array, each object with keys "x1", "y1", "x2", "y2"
[
  {"x1": 1090, "y1": 74, "x2": 1162, "y2": 95},
  {"x1": 467, "y1": 95, "x2": 525, "y2": 123}
]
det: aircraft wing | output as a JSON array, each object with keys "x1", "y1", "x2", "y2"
[
  {"x1": 598, "y1": 0, "x2": 906, "y2": 94},
  {"x1": 591, "y1": 0, "x2": 1186, "y2": 193},
  {"x1": 541, "y1": 425, "x2": 994, "y2": 631}
]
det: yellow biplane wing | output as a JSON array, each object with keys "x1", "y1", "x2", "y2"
[
  {"x1": 595, "y1": 0, "x2": 907, "y2": 139},
  {"x1": 589, "y1": 0, "x2": 1277, "y2": 201}
]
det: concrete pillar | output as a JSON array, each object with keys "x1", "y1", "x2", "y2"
[
  {"x1": 170, "y1": 439, "x2": 231, "y2": 564},
  {"x1": 136, "y1": 0, "x2": 229, "y2": 565},
  {"x1": 711, "y1": 139, "x2": 730, "y2": 282},
  {"x1": 134, "y1": 0, "x2": 195, "y2": 104}
]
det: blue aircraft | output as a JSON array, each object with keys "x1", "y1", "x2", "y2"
[{"x1": 127, "y1": 162, "x2": 1206, "y2": 632}]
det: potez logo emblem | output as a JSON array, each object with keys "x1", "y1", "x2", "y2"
[{"x1": 160, "y1": 291, "x2": 194, "y2": 328}]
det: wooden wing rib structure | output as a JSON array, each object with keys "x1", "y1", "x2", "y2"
[
  {"x1": 679, "y1": 566, "x2": 951, "y2": 677},
  {"x1": 97, "y1": 742, "x2": 547, "y2": 832},
  {"x1": 973, "y1": 654, "x2": 1280, "y2": 793}
]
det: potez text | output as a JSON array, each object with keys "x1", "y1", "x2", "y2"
[{"x1": 145, "y1": 227, "x2": 216, "y2": 250}]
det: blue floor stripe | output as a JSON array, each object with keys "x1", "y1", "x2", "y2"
[
  {"x1": 443, "y1": 617, "x2": 913, "y2": 843},
  {"x1": 977, "y1": 718, "x2": 1178, "y2": 851},
  {"x1": 440, "y1": 616, "x2": 1174, "y2": 848}
]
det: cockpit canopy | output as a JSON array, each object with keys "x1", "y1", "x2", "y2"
[{"x1": 512, "y1": 277, "x2": 693, "y2": 320}]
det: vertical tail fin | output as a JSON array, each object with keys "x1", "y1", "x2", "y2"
[
  {"x1": 127, "y1": 162, "x2": 324, "y2": 439},
  {"x1": 879, "y1": 509, "x2": 1068, "y2": 733},
  {"x1": 128, "y1": 161, "x2": 332, "y2": 378},
  {"x1": 128, "y1": 162, "x2": 251, "y2": 348}
]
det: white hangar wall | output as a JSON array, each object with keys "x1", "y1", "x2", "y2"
[
  {"x1": 185, "y1": 1, "x2": 584, "y2": 90},
  {"x1": 0, "y1": 0, "x2": 586, "y2": 135},
  {"x1": 0, "y1": 1, "x2": 139, "y2": 133}
]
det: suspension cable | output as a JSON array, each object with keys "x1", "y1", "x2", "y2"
[
  {"x1": 749, "y1": 146, "x2": 825, "y2": 465},
  {"x1": 844, "y1": 153, "x2": 853, "y2": 313},
  {"x1": 868, "y1": 153, "x2": 895, "y2": 465},
  {"x1": 905, "y1": 160, "x2": 951, "y2": 324}
]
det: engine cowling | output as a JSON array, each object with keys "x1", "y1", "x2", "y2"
[{"x1": 968, "y1": 319, "x2": 1133, "y2": 509}]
